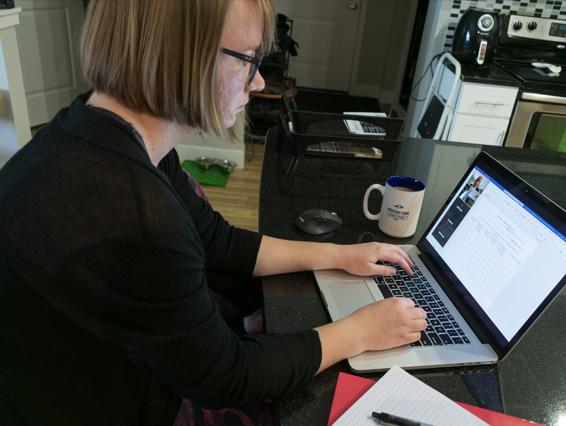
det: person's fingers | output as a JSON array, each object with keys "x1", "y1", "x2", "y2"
[
  {"x1": 379, "y1": 250, "x2": 414, "y2": 276},
  {"x1": 379, "y1": 245, "x2": 415, "y2": 275},
  {"x1": 352, "y1": 297, "x2": 429, "y2": 352},
  {"x1": 408, "y1": 251, "x2": 415, "y2": 264},
  {"x1": 405, "y1": 331, "x2": 423, "y2": 343},
  {"x1": 395, "y1": 297, "x2": 415, "y2": 308},
  {"x1": 379, "y1": 243, "x2": 411, "y2": 260},
  {"x1": 371, "y1": 264, "x2": 396, "y2": 276},
  {"x1": 390, "y1": 246, "x2": 414, "y2": 267},
  {"x1": 410, "y1": 307, "x2": 427, "y2": 320},
  {"x1": 411, "y1": 318, "x2": 428, "y2": 331},
  {"x1": 399, "y1": 303, "x2": 427, "y2": 330}
]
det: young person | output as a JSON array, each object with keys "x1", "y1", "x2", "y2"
[{"x1": 0, "y1": 1, "x2": 426, "y2": 424}]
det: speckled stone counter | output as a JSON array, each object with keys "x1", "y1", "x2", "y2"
[
  {"x1": 259, "y1": 128, "x2": 566, "y2": 426},
  {"x1": 460, "y1": 62, "x2": 522, "y2": 87}
]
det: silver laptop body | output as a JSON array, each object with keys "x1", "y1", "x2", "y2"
[{"x1": 314, "y1": 152, "x2": 566, "y2": 372}]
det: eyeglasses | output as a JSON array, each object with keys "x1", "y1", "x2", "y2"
[{"x1": 220, "y1": 47, "x2": 262, "y2": 86}]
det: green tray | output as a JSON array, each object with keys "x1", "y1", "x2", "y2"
[{"x1": 182, "y1": 160, "x2": 230, "y2": 187}]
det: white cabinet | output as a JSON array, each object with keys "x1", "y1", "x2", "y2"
[
  {"x1": 449, "y1": 114, "x2": 507, "y2": 146},
  {"x1": 447, "y1": 82, "x2": 518, "y2": 146}
]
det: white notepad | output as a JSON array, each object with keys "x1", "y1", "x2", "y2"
[
  {"x1": 343, "y1": 112, "x2": 387, "y2": 118},
  {"x1": 334, "y1": 366, "x2": 487, "y2": 426}
]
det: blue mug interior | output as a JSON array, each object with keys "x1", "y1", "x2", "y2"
[{"x1": 386, "y1": 176, "x2": 425, "y2": 191}]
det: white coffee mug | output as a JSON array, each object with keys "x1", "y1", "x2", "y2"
[{"x1": 363, "y1": 176, "x2": 425, "y2": 238}]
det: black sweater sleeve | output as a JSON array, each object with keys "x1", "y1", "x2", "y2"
[
  {"x1": 159, "y1": 150, "x2": 262, "y2": 279},
  {"x1": 54, "y1": 239, "x2": 321, "y2": 408}
]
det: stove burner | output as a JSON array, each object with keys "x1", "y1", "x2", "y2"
[{"x1": 494, "y1": 59, "x2": 566, "y2": 98}]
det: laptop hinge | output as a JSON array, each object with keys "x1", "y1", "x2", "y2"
[{"x1": 418, "y1": 252, "x2": 494, "y2": 346}]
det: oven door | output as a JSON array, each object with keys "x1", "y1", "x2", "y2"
[{"x1": 505, "y1": 93, "x2": 566, "y2": 152}]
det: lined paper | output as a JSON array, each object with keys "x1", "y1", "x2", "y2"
[{"x1": 334, "y1": 366, "x2": 488, "y2": 426}]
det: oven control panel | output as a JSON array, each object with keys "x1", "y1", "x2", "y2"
[{"x1": 507, "y1": 15, "x2": 566, "y2": 46}]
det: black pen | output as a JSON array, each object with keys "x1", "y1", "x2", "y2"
[{"x1": 372, "y1": 411, "x2": 433, "y2": 426}]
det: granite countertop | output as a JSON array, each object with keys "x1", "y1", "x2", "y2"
[
  {"x1": 259, "y1": 129, "x2": 566, "y2": 426},
  {"x1": 259, "y1": 127, "x2": 410, "y2": 246},
  {"x1": 460, "y1": 63, "x2": 522, "y2": 87}
]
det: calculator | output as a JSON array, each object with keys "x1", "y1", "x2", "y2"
[{"x1": 344, "y1": 119, "x2": 386, "y2": 136}]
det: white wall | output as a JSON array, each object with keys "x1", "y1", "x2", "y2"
[
  {"x1": 404, "y1": 0, "x2": 452, "y2": 137},
  {"x1": 175, "y1": 113, "x2": 246, "y2": 170}
]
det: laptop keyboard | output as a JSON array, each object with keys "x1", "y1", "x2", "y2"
[{"x1": 373, "y1": 259, "x2": 471, "y2": 347}]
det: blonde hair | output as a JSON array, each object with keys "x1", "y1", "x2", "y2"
[{"x1": 80, "y1": 0, "x2": 275, "y2": 138}]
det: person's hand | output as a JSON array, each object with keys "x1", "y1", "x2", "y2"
[
  {"x1": 345, "y1": 297, "x2": 427, "y2": 352},
  {"x1": 314, "y1": 296, "x2": 427, "y2": 372},
  {"x1": 337, "y1": 242, "x2": 414, "y2": 276}
]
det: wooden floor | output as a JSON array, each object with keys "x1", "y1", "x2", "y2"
[{"x1": 203, "y1": 144, "x2": 264, "y2": 232}]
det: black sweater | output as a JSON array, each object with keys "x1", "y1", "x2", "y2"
[{"x1": 0, "y1": 95, "x2": 321, "y2": 426}]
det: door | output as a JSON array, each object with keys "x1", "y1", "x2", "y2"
[
  {"x1": 527, "y1": 113, "x2": 566, "y2": 152},
  {"x1": 449, "y1": 114, "x2": 507, "y2": 146},
  {"x1": 506, "y1": 95, "x2": 566, "y2": 151},
  {"x1": 15, "y1": 0, "x2": 88, "y2": 126},
  {"x1": 272, "y1": 0, "x2": 363, "y2": 91}
]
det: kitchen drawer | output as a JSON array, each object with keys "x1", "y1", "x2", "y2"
[
  {"x1": 455, "y1": 82, "x2": 518, "y2": 118},
  {"x1": 448, "y1": 114, "x2": 508, "y2": 146}
]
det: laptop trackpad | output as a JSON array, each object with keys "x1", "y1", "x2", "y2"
[{"x1": 315, "y1": 269, "x2": 382, "y2": 320}]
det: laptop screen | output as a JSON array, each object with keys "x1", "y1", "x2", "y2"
[{"x1": 419, "y1": 153, "x2": 566, "y2": 352}]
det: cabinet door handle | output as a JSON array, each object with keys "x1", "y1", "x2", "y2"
[
  {"x1": 345, "y1": 3, "x2": 359, "y2": 9},
  {"x1": 475, "y1": 101, "x2": 505, "y2": 107},
  {"x1": 496, "y1": 130, "x2": 505, "y2": 146}
]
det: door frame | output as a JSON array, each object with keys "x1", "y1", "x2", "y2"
[{"x1": 348, "y1": 0, "x2": 368, "y2": 95}]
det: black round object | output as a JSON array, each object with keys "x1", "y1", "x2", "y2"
[
  {"x1": 296, "y1": 209, "x2": 342, "y2": 235},
  {"x1": 452, "y1": 8, "x2": 499, "y2": 66}
]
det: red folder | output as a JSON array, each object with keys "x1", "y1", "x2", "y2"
[{"x1": 327, "y1": 372, "x2": 542, "y2": 426}]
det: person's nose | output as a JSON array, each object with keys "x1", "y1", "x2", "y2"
[{"x1": 248, "y1": 70, "x2": 265, "y2": 92}]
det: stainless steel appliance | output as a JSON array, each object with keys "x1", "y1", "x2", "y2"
[
  {"x1": 452, "y1": 8, "x2": 499, "y2": 66},
  {"x1": 506, "y1": 93, "x2": 566, "y2": 151},
  {"x1": 496, "y1": 14, "x2": 566, "y2": 152}
]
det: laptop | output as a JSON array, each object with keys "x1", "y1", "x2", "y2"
[{"x1": 314, "y1": 152, "x2": 566, "y2": 372}]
